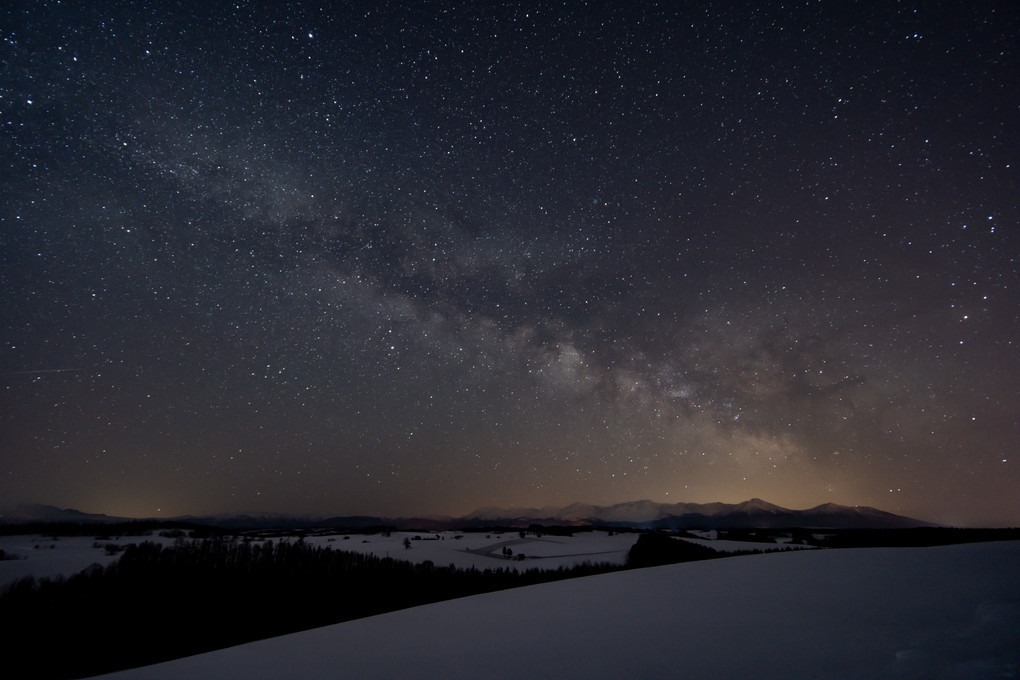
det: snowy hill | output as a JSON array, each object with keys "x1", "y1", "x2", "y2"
[{"x1": 97, "y1": 540, "x2": 1020, "y2": 679}]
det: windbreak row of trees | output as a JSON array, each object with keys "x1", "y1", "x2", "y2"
[{"x1": 1, "y1": 538, "x2": 619, "y2": 679}]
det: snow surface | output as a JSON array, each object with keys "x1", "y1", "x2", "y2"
[
  {"x1": 299, "y1": 530, "x2": 640, "y2": 570},
  {"x1": 0, "y1": 534, "x2": 172, "y2": 587},
  {"x1": 94, "y1": 541, "x2": 1020, "y2": 680},
  {"x1": 678, "y1": 536, "x2": 816, "y2": 552},
  {"x1": 297, "y1": 529, "x2": 801, "y2": 570},
  {"x1": 0, "y1": 531, "x2": 636, "y2": 589},
  {"x1": 0, "y1": 529, "x2": 801, "y2": 589}
]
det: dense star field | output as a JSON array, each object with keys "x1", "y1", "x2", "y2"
[{"x1": 1, "y1": 2, "x2": 1017, "y2": 525}]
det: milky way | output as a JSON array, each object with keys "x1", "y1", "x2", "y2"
[{"x1": 2, "y1": 2, "x2": 1017, "y2": 524}]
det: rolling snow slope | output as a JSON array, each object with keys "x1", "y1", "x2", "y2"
[{"x1": 97, "y1": 540, "x2": 1020, "y2": 680}]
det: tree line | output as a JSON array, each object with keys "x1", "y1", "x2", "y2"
[
  {"x1": 0, "y1": 537, "x2": 618, "y2": 679},
  {"x1": 0, "y1": 531, "x2": 752, "y2": 678}
]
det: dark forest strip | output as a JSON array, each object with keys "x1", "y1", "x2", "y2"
[{"x1": 0, "y1": 538, "x2": 620, "y2": 679}]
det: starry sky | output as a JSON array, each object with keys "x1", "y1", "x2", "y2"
[{"x1": 2, "y1": 2, "x2": 1017, "y2": 526}]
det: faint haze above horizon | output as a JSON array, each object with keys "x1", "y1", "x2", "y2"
[
  {"x1": 2, "y1": 2, "x2": 1017, "y2": 527},
  {"x1": 0, "y1": 497, "x2": 956, "y2": 530}
]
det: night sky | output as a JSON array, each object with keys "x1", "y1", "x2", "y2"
[{"x1": 2, "y1": 2, "x2": 1017, "y2": 526}]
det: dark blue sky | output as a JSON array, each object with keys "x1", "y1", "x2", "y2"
[{"x1": 2, "y1": 1, "x2": 1017, "y2": 525}]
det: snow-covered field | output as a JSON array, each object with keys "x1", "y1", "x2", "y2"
[
  {"x1": 678, "y1": 536, "x2": 815, "y2": 552},
  {"x1": 0, "y1": 530, "x2": 637, "y2": 587},
  {"x1": 90, "y1": 540, "x2": 1019, "y2": 680},
  {"x1": 0, "y1": 529, "x2": 807, "y2": 590},
  {"x1": 300, "y1": 530, "x2": 641, "y2": 570},
  {"x1": 297, "y1": 529, "x2": 806, "y2": 568},
  {"x1": 0, "y1": 534, "x2": 177, "y2": 588}
]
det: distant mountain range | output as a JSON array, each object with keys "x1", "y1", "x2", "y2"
[
  {"x1": 1, "y1": 498, "x2": 933, "y2": 530},
  {"x1": 0, "y1": 504, "x2": 122, "y2": 525},
  {"x1": 460, "y1": 498, "x2": 932, "y2": 530}
]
